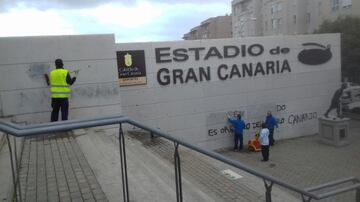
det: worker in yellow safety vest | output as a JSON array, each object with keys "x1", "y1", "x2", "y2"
[{"x1": 46, "y1": 59, "x2": 77, "y2": 122}]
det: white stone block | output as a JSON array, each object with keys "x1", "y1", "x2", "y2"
[
  {"x1": 0, "y1": 34, "x2": 122, "y2": 121},
  {"x1": 0, "y1": 34, "x2": 115, "y2": 65}
]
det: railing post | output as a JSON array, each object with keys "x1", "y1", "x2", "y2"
[
  {"x1": 6, "y1": 134, "x2": 21, "y2": 202},
  {"x1": 174, "y1": 142, "x2": 183, "y2": 202},
  {"x1": 13, "y1": 135, "x2": 22, "y2": 202},
  {"x1": 301, "y1": 194, "x2": 312, "y2": 202},
  {"x1": 119, "y1": 123, "x2": 129, "y2": 202},
  {"x1": 263, "y1": 179, "x2": 273, "y2": 202},
  {"x1": 354, "y1": 179, "x2": 360, "y2": 202}
]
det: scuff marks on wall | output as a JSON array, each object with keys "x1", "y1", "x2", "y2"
[
  {"x1": 1, "y1": 89, "x2": 51, "y2": 116},
  {"x1": 206, "y1": 103, "x2": 275, "y2": 127},
  {"x1": 27, "y1": 63, "x2": 50, "y2": 79},
  {"x1": 206, "y1": 109, "x2": 245, "y2": 126},
  {"x1": 18, "y1": 90, "x2": 50, "y2": 111},
  {"x1": 72, "y1": 83, "x2": 119, "y2": 98},
  {"x1": 245, "y1": 103, "x2": 276, "y2": 119},
  {"x1": 19, "y1": 91, "x2": 29, "y2": 108}
]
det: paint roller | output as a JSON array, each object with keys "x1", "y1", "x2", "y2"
[
  {"x1": 70, "y1": 69, "x2": 80, "y2": 73},
  {"x1": 70, "y1": 69, "x2": 81, "y2": 77}
]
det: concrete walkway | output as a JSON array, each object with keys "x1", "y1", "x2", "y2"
[
  {"x1": 76, "y1": 129, "x2": 226, "y2": 202},
  {"x1": 76, "y1": 128, "x2": 299, "y2": 202},
  {"x1": 18, "y1": 133, "x2": 108, "y2": 202}
]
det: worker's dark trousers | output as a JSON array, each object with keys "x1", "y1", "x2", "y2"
[
  {"x1": 234, "y1": 134, "x2": 243, "y2": 150},
  {"x1": 261, "y1": 145, "x2": 270, "y2": 161},
  {"x1": 51, "y1": 98, "x2": 69, "y2": 122},
  {"x1": 269, "y1": 128, "x2": 275, "y2": 146}
]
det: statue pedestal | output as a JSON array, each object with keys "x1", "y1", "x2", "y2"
[{"x1": 319, "y1": 116, "x2": 350, "y2": 147}]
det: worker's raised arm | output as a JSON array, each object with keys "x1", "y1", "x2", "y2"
[{"x1": 66, "y1": 72, "x2": 77, "y2": 85}]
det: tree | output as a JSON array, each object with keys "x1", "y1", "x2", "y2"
[{"x1": 314, "y1": 16, "x2": 360, "y2": 83}]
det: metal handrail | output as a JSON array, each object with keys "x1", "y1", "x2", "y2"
[
  {"x1": 1, "y1": 115, "x2": 359, "y2": 202},
  {"x1": 305, "y1": 177, "x2": 356, "y2": 192}
]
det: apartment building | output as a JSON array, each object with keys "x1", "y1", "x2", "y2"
[
  {"x1": 232, "y1": 0, "x2": 262, "y2": 37},
  {"x1": 232, "y1": 0, "x2": 359, "y2": 37},
  {"x1": 183, "y1": 15, "x2": 232, "y2": 40}
]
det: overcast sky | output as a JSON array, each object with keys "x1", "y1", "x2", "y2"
[{"x1": 0, "y1": 0, "x2": 231, "y2": 42}]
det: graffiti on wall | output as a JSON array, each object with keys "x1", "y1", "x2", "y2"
[
  {"x1": 206, "y1": 110, "x2": 245, "y2": 125},
  {"x1": 288, "y1": 112, "x2": 317, "y2": 125},
  {"x1": 72, "y1": 84, "x2": 120, "y2": 98},
  {"x1": 27, "y1": 63, "x2": 50, "y2": 79},
  {"x1": 208, "y1": 125, "x2": 233, "y2": 137},
  {"x1": 207, "y1": 104, "x2": 318, "y2": 137}
]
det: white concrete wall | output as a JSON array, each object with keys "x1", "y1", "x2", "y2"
[
  {"x1": 0, "y1": 34, "x2": 122, "y2": 124},
  {"x1": 0, "y1": 34, "x2": 339, "y2": 150},
  {"x1": 117, "y1": 34, "x2": 341, "y2": 150}
]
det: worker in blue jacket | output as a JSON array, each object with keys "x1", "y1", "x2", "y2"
[
  {"x1": 265, "y1": 111, "x2": 278, "y2": 146},
  {"x1": 228, "y1": 114, "x2": 246, "y2": 151}
]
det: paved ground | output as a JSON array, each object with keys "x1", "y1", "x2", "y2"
[
  {"x1": 130, "y1": 132, "x2": 268, "y2": 202},
  {"x1": 77, "y1": 129, "x2": 231, "y2": 202},
  {"x1": 124, "y1": 131, "x2": 298, "y2": 202},
  {"x1": 18, "y1": 133, "x2": 108, "y2": 202},
  {"x1": 219, "y1": 119, "x2": 360, "y2": 202},
  {"x1": 10, "y1": 119, "x2": 360, "y2": 202}
]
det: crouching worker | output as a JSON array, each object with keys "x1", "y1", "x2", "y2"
[
  {"x1": 228, "y1": 114, "x2": 246, "y2": 151},
  {"x1": 248, "y1": 133, "x2": 261, "y2": 152}
]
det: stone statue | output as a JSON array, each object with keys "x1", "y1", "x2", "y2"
[{"x1": 324, "y1": 83, "x2": 347, "y2": 118}]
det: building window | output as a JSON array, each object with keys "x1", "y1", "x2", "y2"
[
  {"x1": 332, "y1": 0, "x2": 339, "y2": 11},
  {"x1": 342, "y1": 0, "x2": 352, "y2": 8},
  {"x1": 272, "y1": 18, "x2": 281, "y2": 30},
  {"x1": 279, "y1": 18, "x2": 282, "y2": 29},
  {"x1": 236, "y1": 5, "x2": 241, "y2": 14},
  {"x1": 272, "y1": 19, "x2": 276, "y2": 29},
  {"x1": 306, "y1": 13, "x2": 311, "y2": 23},
  {"x1": 293, "y1": 15, "x2": 296, "y2": 24},
  {"x1": 265, "y1": 21, "x2": 268, "y2": 31},
  {"x1": 271, "y1": 2, "x2": 282, "y2": 14},
  {"x1": 240, "y1": 1, "x2": 250, "y2": 12}
]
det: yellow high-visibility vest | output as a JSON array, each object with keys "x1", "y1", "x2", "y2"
[{"x1": 49, "y1": 69, "x2": 71, "y2": 98}]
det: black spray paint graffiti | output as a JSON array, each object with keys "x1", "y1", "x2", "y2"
[
  {"x1": 288, "y1": 112, "x2": 317, "y2": 125},
  {"x1": 207, "y1": 118, "x2": 287, "y2": 137},
  {"x1": 207, "y1": 104, "x2": 317, "y2": 137},
  {"x1": 277, "y1": 104, "x2": 286, "y2": 112},
  {"x1": 208, "y1": 110, "x2": 244, "y2": 137},
  {"x1": 208, "y1": 126, "x2": 233, "y2": 136},
  {"x1": 248, "y1": 117, "x2": 286, "y2": 130}
]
